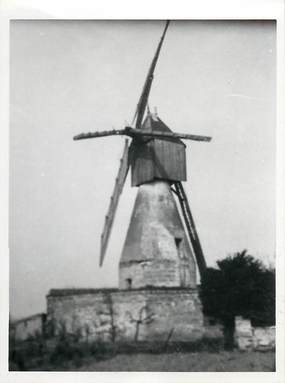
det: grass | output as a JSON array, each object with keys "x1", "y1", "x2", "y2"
[
  {"x1": 74, "y1": 350, "x2": 275, "y2": 372},
  {"x1": 9, "y1": 335, "x2": 275, "y2": 372}
]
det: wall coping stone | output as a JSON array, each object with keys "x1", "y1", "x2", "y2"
[
  {"x1": 47, "y1": 286, "x2": 199, "y2": 297},
  {"x1": 11, "y1": 312, "x2": 46, "y2": 326}
]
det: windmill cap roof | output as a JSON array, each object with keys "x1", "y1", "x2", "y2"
[{"x1": 141, "y1": 113, "x2": 186, "y2": 146}]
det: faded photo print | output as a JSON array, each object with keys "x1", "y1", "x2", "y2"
[{"x1": 9, "y1": 20, "x2": 276, "y2": 371}]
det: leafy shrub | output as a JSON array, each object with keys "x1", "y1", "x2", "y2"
[{"x1": 200, "y1": 250, "x2": 275, "y2": 349}]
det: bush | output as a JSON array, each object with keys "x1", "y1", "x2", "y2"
[{"x1": 200, "y1": 250, "x2": 275, "y2": 349}]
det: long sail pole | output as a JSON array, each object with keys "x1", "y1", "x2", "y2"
[
  {"x1": 174, "y1": 181, "x2": 207, "y2": 280},
  {"x1": 132, "y1": 20, "x2": 170, "y2": 129}
]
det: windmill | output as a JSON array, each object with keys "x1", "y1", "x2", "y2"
[{"x1": 74, "y1": 21, "x2": 211, "y2": 287}]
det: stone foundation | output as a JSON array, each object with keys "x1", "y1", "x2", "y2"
[
  {"x1": 47, "y1": 287, "x2": 204, "y2": 343},
  {"x1": 119, "y1": 181, "x2": 197, "y2": 289},
  {"x1": 119, "y1": 259, "x2": 191, "y2": 289},
  {"x1": 11, "y1": 313, "x2": 46, "y2": 341},
  {"x1": 235, "y1": 316, "x2": 275, "y2": 351}
]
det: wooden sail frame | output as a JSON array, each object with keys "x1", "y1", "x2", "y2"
[
  {"x1": 99, "y1": 139, "x2": 130, "y2": 266},
  {"x1": 173, "y1": 181, "x2": 207, "y2": 280},
  {"x1": 74, "y1": 21, "x2": 211, "y2": 272}
]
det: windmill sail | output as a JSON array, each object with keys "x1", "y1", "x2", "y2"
[
  {"x1": 132, "y1": 20, "x2": 170, "y2": 129},
  {"x1": 173, "y1": 181, "x2": 207, "y2": 279},
  {"x1": 74, "y1": 126, "x2": 211, "y2": 142},
  {"x1": 100, "y1": 139, "x2": 130, "y2": 266}
]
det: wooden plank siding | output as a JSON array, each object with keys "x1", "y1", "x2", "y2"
[
  {"x1": 131, "y1": 138, "x2": 187, "y2": 186},
  {"x1": 131, "y1": 141, "x2": 155, "y2": 186},
  {"x1": 153, "y1": 139, "x2": 186, "y2": 182}
]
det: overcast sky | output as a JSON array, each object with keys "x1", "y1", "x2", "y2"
[{"x1": 10, "y1": 20, "x2": 276, "y2": 319}]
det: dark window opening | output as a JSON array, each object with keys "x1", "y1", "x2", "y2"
[
  {"x1": 126, "y1": 278, "x2": 132, "y2": 289},
  {"x1": 175, "y1": 237, "x2": 182, "y2": 249}
]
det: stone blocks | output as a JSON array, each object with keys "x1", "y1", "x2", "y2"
[{"x1": 47, "y1": 287, "x2": 204, "y2": 343}]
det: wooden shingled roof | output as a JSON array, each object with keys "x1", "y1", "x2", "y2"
[{"x1": 141, "y1": 113, "x2": 186, "y2": 146}]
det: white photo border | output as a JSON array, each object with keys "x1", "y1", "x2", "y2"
[{"x1": 0, "y1": 0, "x2": 284, "y2": 382}]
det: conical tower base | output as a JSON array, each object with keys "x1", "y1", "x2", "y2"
[{"x1": 119, "y1": 180, "x2": 197, "y2": 289}]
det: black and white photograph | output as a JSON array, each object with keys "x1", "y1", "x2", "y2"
[{"x1": 3, "y1": 2, "x2": 284, "y2": 377}]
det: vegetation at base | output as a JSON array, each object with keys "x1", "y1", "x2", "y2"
[
  {"x1": 9, "y1": 326, "x2": 226, "y2": 371},
  {"x1": 9, "y1": 332, "x2": 275, "y2": 372},
  {"x1": 200, "y1": 250, "x2": 275, "y2": 349},
  {"x1": 9, "y1": 331, "x2": 113, "y2": 371}
]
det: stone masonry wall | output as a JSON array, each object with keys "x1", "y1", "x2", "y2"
[
  {"x1": 119, "y1": 181, "x2": 197, "y2": 290},
  {"x1": 119, "y1": 259, "x2": 182, "y2": 289},
  {"x1": 12, "y1": 313, "x2": 46, "y2": 341},
  {"x1": 235, "y1": 316, "x2": 275, "y2": 351},
  {"x1": 143, "y1": 289, "x2": 203, "y2": 341},
  {"x1": 47, "y1": 288, "x2": 204, "y2": 343}
]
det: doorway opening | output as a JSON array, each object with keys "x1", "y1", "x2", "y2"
[
  {"x1": 175, "y1": 237, "x2": 182, "y2": 251},
  {"x1": 126, "y1": 278, "x2": 132, "y2": 289}
]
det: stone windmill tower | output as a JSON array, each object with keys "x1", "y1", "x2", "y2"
[
  {"x1": 74, "y1": 21, "x2": 211, "y2": 291},
  {"x1": 45, "y1": 21, "x2": 212, "y2": 343}
]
